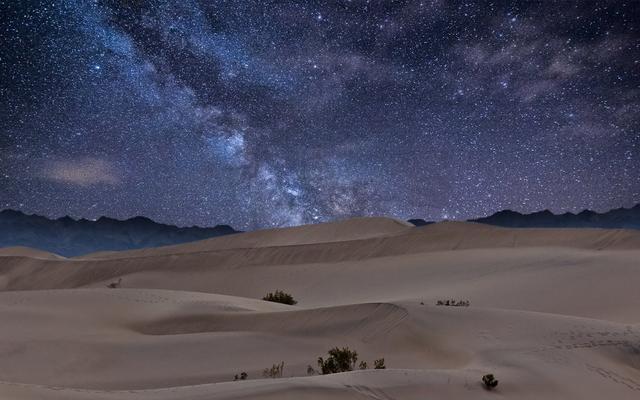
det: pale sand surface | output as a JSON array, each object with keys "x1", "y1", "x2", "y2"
[{"x1": 0, "y1": 219, "x2": 639, "y2": 399}]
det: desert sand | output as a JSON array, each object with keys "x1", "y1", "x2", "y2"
[{"x1": 0, "y1": 218, "x2": 639, "y2": 399}]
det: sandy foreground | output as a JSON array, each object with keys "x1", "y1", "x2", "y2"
[{"x1": 0, "y1": 218, "x2": 639, "y2": 399}]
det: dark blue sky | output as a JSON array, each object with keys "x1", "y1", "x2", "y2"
[{"x1": 1, "y1": 0, "x2": 638, "y2": 229}]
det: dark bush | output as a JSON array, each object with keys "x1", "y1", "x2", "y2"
[
  {"x1": 262, "y1": 290, "x2": 297, "y2": 305},
  {"x1": 234, "y1": 371, "x2": 248, "y2": 381},
  {"x1": 482, "y1": 373, "x2": 498, "y2": 389},
  {"x1": 436, "y1": 299, "x2": 470, "y2": 307},
  {"x1": 107, "y1": 278, "x2": 122, "y2": 289},
  {"x1": 317, "y1": 347, "x2": 359, "y2": 374},
  {"x1": 314, "y1": 347, "x2": 387, "y2": 375}
]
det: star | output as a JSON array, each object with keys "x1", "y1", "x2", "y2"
[{"x1": 0, "y1": 0, "x2": 637, "y2": 229}]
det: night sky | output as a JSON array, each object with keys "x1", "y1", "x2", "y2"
[{"x1": 1, "y1": 1, "x2": 638, "y2": 229}]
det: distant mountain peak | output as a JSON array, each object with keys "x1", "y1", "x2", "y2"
[
  {"x1": 407, "y1": 218, "x2": 434, "y2": 227},
  {"x1": 531, "y1": 209, "x2": 554, "y2": 216},
  {"x1": 0, "y1": 210, "x2": 238, "y2": 257},
  {"x1": 493, "y1": 209, "x2": 522, "y2": 216},
  {"x1": 0, "y1": 209, "x2": 24, "y2": 217},
  {"x1": 471, "y1": 204, "x2": 640, "y2": 230}
]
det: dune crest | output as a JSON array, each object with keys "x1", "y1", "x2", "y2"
[{"x1": 0, "y1": 246, "x2": 65, "y2": 260}]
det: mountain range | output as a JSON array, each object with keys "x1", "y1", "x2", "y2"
[
  {"x1": 0, "y1": 210, "x2": 237, "y2": 257},
  {"x1": 2, "y1": 204, "x2": 639, "y2": 257},
  {"x1": 470, "y1": 204, "x2": 640, "y2": 229}
]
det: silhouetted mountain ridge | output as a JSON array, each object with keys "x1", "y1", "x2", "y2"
[
  {"x1": 471, "y1": 204, "x2": 640, "y2": 229},
  {"x1": 0, "y1": 210, "x2": 237, "y2": 257},
  {"x1": 407, "y1": 218, "x2": 434, "y2": 227}
]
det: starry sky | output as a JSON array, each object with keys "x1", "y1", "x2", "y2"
[{"x1": 1, "y1": 0, "x2": 639, "y2": 229}]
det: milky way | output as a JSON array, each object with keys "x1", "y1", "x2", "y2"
[{"x1": 1, "y1": 1, "x2": 639, "y2": 229}]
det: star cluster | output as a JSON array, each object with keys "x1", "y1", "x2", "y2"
[{"x1": 1, "y1": 0, "x2": 638, "y2": 229}]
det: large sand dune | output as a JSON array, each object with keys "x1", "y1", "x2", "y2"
[{"x1": 0, "y1": 219, "x2": 639, "y2": 399}]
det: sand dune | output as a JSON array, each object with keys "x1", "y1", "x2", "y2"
[
  {"x1": 0, "y1": 246, "x2": 65, "y2": 260},
  {"x1": 1, "y1": 218, "x2": 639, "y2": 399},
  {"x1": 77, "y1": 220, "x2": 640, "y2": 262}
]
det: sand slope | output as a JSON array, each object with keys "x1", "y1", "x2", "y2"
[
  {"x1": 0, "y1": 219, "x2": 639, "y2": 399},
  {"x1": 0, "y1": 246, "x2": 65, "y2": 260}
]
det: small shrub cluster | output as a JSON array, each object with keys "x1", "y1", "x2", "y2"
[
  {"x1": 310, "y1": 347, "x2": 386, "y2": 375},
  {"x1": 235, "y1": 348, "x2": 386, "y2": 383},
  {"x1": 262, "y1": 290, "x2": 297, "y2": 305},
  {"x1": 317, "y1": 347, "x2": 358, "y2": 374},
  {"x1": 482, "y1": 373, "x2": 498, "y2": 390},
  {"x1": 233, "y1": 372, "x2": 248, "y2": 381},
  {"x1": 373, "y1": 358, "x2": 386, "y2": 369},
  {"x1": 106, "y1": 278, "x2": 122, "y2": 289},
  {"x1": 436, "y1": 299, "x2": 470, "y2": 307},
  {"x1": 263, "y1": 361, "x2": 285, "y2": 378}
]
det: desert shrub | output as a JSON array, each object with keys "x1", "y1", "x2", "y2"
[
  {"x1": 262, "y1": 290, "x2": 297, "y2": 305},
  {"x1": 107, "y1": 278, "x2": 122, "y2": 289},
  {"x1": 482, "y1": 374, "x2": 498, "y2": 389},
  {"x1": 317, "y1": 347, "x2": 359, "y2": 374},
  {"x1": 263, "y1": 361, "x2": 285, "y2": 378},
  {"x1": 373, "y1": 358, "x2": 386, "y2": 369},
  {"x1": 233, "y1": 371, "x2": 248, "y2": 381},
  {"x1": 436, "y1": 299, "x2": 470, "y2": 307},
  {"x1": 314, "y1": 347, "x2": 387, "y2": 375}
]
